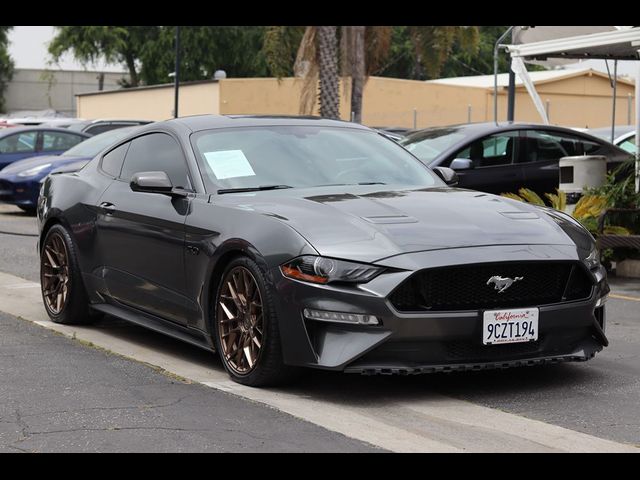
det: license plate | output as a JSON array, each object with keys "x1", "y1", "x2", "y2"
[{"x1": 482, "y1": 308, "x2": 538, "y2": 345}]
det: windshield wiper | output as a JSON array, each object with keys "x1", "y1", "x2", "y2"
[
  {"x1": 217, "y1": 185, "x2": 293, "y2": 194},
  {"x1": 357, "y1": 182, "x2": 386, "y2": 185}
]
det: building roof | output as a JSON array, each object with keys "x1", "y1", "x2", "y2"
[{"x1": 427, "y1": 67, "x2": 635, "y2": 89}]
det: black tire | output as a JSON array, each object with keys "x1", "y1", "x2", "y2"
[
  {"x1": 40, "y1": 224, "x2": 98, "y2": 325},
  {"x1": 213, "y1": 256, "x2": 301, "y2": 387}
]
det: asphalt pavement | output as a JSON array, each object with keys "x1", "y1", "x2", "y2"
[{"x1": 1, "y1": 204, "x2": 639, "y2": 452}]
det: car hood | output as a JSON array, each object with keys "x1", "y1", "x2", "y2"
[
  {"x1": 219, "y1": 186, "x2": 591, "y2": 263},
  {"x1": 0, "y1": 155, "x2": 90, "y2": 176}
]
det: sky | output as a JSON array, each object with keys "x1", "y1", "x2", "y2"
[
  {"x1": 8, "y1": 26, "x2": 125, "y2": 72},
  {"x1": 7, "y1": 26, "x2": 640, "y2": 78}
]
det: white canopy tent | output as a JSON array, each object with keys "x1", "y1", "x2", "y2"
[{"x1": 505, "y1": 27, "x2": 640, "y2": 192}]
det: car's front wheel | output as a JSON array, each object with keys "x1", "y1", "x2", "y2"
[
  {"x1": 213, "y1": 256, "x2": 299, "y2": 387},
  {"x1": 40, "y1": 224, "x2": 97, "y2": 325}
]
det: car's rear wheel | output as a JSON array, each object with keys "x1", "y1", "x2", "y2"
[
  {"x1": 213, "y1": 256, "x2": 300, "y2": 386},
  {"x1": 40, "y1": 224, "x2": 97, "y2": 325}
]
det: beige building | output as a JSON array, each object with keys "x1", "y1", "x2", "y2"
[
  {"x1": 7, "y1": 68, "x2": 128, "y2": 117},
  {"x1": 76, "y1": 68, "x2": 635, "y2": 129}
]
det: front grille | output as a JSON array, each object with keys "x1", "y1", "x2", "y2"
[{"x1": 389, "y1": 261, "x2": 593, "y2": 312}]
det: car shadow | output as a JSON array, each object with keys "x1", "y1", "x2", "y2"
[
  {"x1": 89, "y1": 315, "x2": 607, "y2": 409},
  {"x1": 0, "y1": 206, "x2": 35, "y2": 218}
]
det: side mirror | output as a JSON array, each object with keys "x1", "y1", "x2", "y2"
[
  {"x1": 130, "y1": 171, "x2": 175, "y2": 195},
  {"x1": 432, "y1": 166, "x2": 459, "y2": 186},
  {"x1": 450, "y1": 158, "x2": 474, "y2": 171}
]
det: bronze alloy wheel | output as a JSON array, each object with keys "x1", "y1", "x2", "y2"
[
  {"x1": 217, "y1": 266, "x2": 265, "y2": 375},
  {"x1": 41, "y1": 231, "x2": 70, "y2": 315}
]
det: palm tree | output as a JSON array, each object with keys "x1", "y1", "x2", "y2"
[
  {"x1": 315, "y1": 26, "x2": 340, "y2": 119},
  {"x1": 264, "y1": 26, "x2": 479, "y2": 122},
  {"x1": 341, "y1": 26, "x2": 392, "y2": 123},
  {"x1": 265, "y1": 26, "x2": 340, "y2": 119}
]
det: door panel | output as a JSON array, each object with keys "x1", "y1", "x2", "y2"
[
  {"x1": 96, "y1": 180, "x2": 191, "y2": 324},
  {"x1": 0, "y1": 131, "x2": 38, "y2": 168},
  {"x1": 451, "y1": 131, "x2": 524, "y2": 194}
]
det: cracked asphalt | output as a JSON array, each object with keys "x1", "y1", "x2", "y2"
[
  {"x1": 1, "y1": 204, "x2": 640, "y2": 451},
  {"x1": 0, "y1": 310, "x2": 378, "y2": 452}
]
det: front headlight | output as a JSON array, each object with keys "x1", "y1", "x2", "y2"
[
  {"x1": 17, "y1": 163, "x2": 52, "y2": 178},
  {"x1": 280, "y1": 256, "x2": 384, "y2": 284},
  {"x1": 583, "y1": 246, "x2": 600, "y2": 270}
]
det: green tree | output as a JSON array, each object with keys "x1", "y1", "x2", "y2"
[
  {"x1": 48, "y1": 26, "x2": 156, "y2": 87},
  {"x1": 141, "y1": 26, "x2": 272, "y2": 84},
  {"x1": 440, "y1": 26, "x2": 512, "y2": 78},
  {"x1": 49, "y1": 26, "x2": 273, "y2": 88},
  {"x1": 375, "y1": 26, "x2": 480, "y2": 80},
  {"x1": 0, "y1": 26, "x2": 14, "y2": 113}
]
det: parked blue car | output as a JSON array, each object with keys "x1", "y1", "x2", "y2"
[
  {"x1": 0, "y1": 126, "x2": 90, "y2": 170},
  {"x1": 0, "y1": 126, "x2": 141, "y2": 213}
]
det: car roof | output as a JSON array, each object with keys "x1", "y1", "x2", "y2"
[
  {"x1": 0, "y1": 125, "x2": 91, "y2": 138},
  {"x1": 587, "y1": 125, "x2": 636, "y2": 143},
  {"x1": 588, "y1": 124, "x2": 636, "y2": 135},
  {"x1": 169, "y1": 114, "x2": 372, "y2": 133},
  {"x1": 403, "y1": 121, "x2": 615, "y2": 142},
  {"x1": 83, "y1": 119, "x2": 152, "y2": 124}
]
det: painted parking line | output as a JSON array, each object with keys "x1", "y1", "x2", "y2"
[
  {"x1": 3, "y1": 282, "x2": 40, "y2": 289},
  {"x1": 610, "y1": 293, "x2": 640, "y2": 302},
  {"x1": 0, "y1": 269, "x2": 637, "y2": 453}
]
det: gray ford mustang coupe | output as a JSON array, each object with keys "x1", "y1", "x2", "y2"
[{"x1": 37, "y1": 115, "x2": 610, "y2": 386}]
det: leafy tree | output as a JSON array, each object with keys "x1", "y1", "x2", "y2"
[
  {"x1": 441, "y1": 26, "x2": 512, "y2": 78},
  {"x1": 49, "y1": 26, "x2": 273, "y2": 88},
  {"x1": 0, "y1": 26, "x2": 14, "y2": 113},
  {"x1": 263, "y1": 26, "x2": 305, "y2": 78},
  {"x1": 375, "y1": 26, "x2": 480, "y2": 80},
  {"x1": 141, "y1": 26, "x2": 271, "y2": 85},
  {"x1": 48, "y1": 26, "x2": 156, "y2": 87}
]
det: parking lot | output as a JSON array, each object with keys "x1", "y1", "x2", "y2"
[{"x1": 0, "y1": 204, "x2": 639, "y2": 452}]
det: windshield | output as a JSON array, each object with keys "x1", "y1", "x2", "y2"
[
  {"x1": 63, "y1": 126, "x2": 138, "y2": 157},
  {"x1": 191, "y1": 126, "x2": 441, "y2": 192},
  {"x1": 400, "y1": 128, "x2": 468, "y2": 163}
]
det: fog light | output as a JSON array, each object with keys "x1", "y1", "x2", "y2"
[{"x1": 303, "y1": 308, "x2": 380, "y2": 325}]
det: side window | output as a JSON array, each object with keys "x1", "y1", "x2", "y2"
[
  {"x1": 619, "y1": 136, "x2": 637, "y2": 155},
  {"x1": 42, "y1": 131, "x2": 85, "y2": 152},
  {"x1": 455, "y1": 132, "x2": 518, "y2": 168},
  {"x1": 101, "y1": 142, "x2": 130, "y2": 177},
  {"x1": 0, "y1": 131, "x2": 37, "y2": 154},
  {"x1": 522, "y1": 130, "x2": 605, "y2": 163},
  {"x1": 85, "y1": 124, "x2": 121, "y2": 136},
  {"x1": 120, "y1": 133, "x2": 190, "y2": 188}
]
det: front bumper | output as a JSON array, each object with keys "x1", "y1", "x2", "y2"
[
  {"x1": 0, "y1": 177, "x2": 40, "y2": 207},
  {"x1": 271, "y1": 244, "x2": 609, "y2": 373}
]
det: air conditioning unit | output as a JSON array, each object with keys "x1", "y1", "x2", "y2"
[{"x1": 559, "y1": 155, "x2": 607, "y2": 204}]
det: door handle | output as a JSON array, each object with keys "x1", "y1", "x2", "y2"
[{"x1": 99, "y1": 202, "x2": 116, "y2": 214}]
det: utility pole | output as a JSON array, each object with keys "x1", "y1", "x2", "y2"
[
  {"x1": 494, "y1": 26, "x2": 515, "y2": 124},
  {"x1": 174, "y1": 26, "x2": 181, "y2": 119},
  {"x1": 507, "y1": 29, "x2": 516, "y2": 122}
]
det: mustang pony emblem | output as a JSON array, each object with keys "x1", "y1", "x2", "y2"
[{"x1": 487, "y1": 275, "x2": 523, "y2": 293}]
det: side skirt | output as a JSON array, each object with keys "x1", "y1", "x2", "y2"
[{"x1": 91, "y1": 302, "x2": 215, "y2": 353}]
